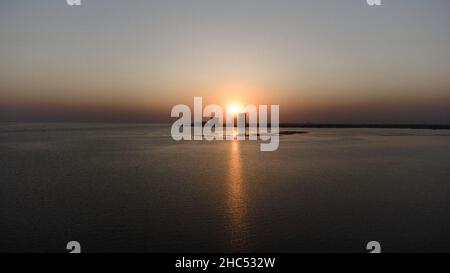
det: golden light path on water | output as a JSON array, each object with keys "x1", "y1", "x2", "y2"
[{"x1": 227, "y1": 136, "x2": 248, "y2": 252}]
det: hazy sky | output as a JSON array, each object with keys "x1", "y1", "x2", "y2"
[{"x1": 1, "y1": 0, "x2": 449, "y2": 123}]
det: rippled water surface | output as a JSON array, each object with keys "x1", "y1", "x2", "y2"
[{"x1": 1, "y1": 123, "x2": 449, "y2": 252}]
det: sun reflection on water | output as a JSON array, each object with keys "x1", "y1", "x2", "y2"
[{"x1": 227, "y1": 140, "x2": 248, "y2": 251}]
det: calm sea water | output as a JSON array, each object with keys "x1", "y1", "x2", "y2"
[{"x1": 0, "y1": 123, "x2": 449, "y2": 253}]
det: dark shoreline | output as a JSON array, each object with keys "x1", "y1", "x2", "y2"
[
  {"x1": 278, "y1": 124, "x2": 450, "y2": 130},
  {"x1": 1, "y1": 122, "x2": 449, "y2": 133},
  {"x1": 195, "y1": 122, "x2": 450, "y2": 130}
]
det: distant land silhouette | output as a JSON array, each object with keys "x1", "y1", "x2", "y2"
[
  {"x1": 193, "y1": 121, "x2": 450, "y2": 130},
  {"x1": 278, "y1": 124, "x2": 450, "y2": 130}
]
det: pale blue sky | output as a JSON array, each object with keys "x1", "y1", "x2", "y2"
[{"x1": 1, "y1": 0, "x2": 449, "y2": 123}]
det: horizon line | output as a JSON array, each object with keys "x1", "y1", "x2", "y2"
[{"x1": 1, "y1": 121, "x2": 449, "y2": 130}]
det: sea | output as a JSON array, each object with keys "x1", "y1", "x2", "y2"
[{"x1": 0, "y1": 123, "x2": 449, "y2": 252}]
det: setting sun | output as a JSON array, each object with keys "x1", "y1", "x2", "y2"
[{"x1": 227, "y1": 104, "x2": 244, "y2": 116}]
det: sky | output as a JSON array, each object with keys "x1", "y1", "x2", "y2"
[{"x1": 0, "y1": 0, "x2": 449, "y2": 123}]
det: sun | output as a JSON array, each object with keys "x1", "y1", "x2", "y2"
[{"x1": 227, "y1": 104, "x2": 244, "y2": 116}]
